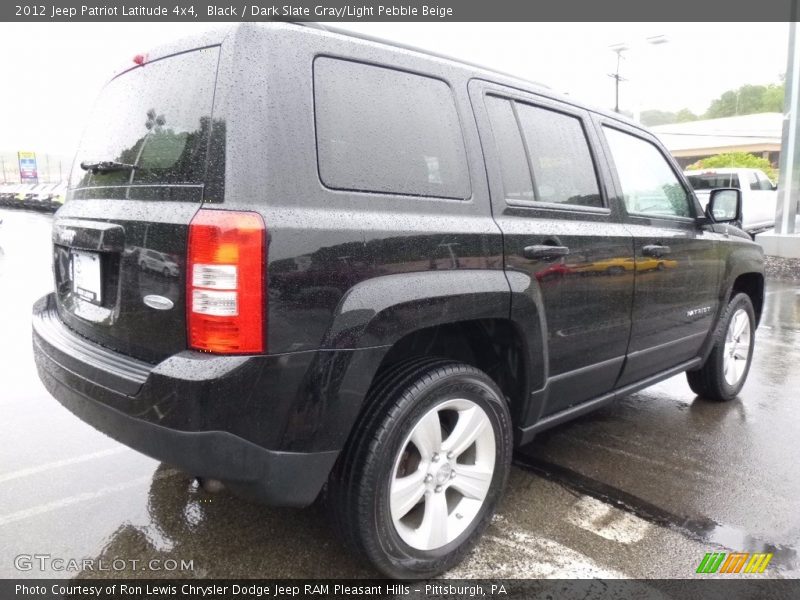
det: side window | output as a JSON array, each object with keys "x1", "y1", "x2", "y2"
[
  {"x1": 313, "y1": 57, "x2": 470, "y2": 200},
  {"x1": 484, "y1": 96, "x2": 534, "y2": 202},
  {"x1": 515, "y1": 103, "x2": 602, "y2": 208},
  {"x1": 603, "y1": 127, "x2": 692, "y2": 218},
  {"x1": 756, "y1": 171, "x2": 775, "y2": 190},
  {"x1": 749, "y1": 171, "x2": 760, "y2": 191},
  {"x1": 484, "y1": 95, "x2": 602, "y2": 208}
]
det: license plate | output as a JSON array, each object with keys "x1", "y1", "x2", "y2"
[{"x1": 72, "y1": 250, "x2": 102, "y2": 304}]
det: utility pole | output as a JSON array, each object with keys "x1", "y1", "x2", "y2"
[
  {"x1": 776, "y1": 16, "x2": 799, "y2": 236},
  {"x1": 608, "y1": 45, "x2": 628, "y2": 114},
  {"x1": 757, "y1": 7, "x2": 800, "y2": 256}
]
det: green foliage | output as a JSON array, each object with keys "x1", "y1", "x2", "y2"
[
  {"x1": 675, "y1": 108, "x2": 699, "y2": 122},
  {"x1": 642, "y1": 79, "x2": 784, "y2": 125},
  {"x1": 686, "y1": 152, "x2": 777, "y2": 181},
  {"x1": 704, "y1": 83, "x2": 784, "y2": 119},
  {"x1": 640, "y1": 108, "x2": 698, "y2": 126}
]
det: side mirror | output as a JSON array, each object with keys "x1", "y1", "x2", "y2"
[{"x1": 705, "y1": 188, "x2": 742, "y2": 225}]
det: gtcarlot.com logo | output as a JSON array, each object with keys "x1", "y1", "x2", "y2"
[
  {"x1": 14, "y1": 554, "x2": 194, "y2": 572},
  {"x1": 696, "y1": 552, "x2": 773, "y2": 574}
]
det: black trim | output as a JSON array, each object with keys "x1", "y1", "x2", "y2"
[
  {"x1": 33, "y1": 295, "x2": 151, "y2": 396},
  {"x1": 516, "y1": 357, "x2": 702, "y2": 445},
  {"x1": 37, "y1": 354, "x2": 337, "y2": 507}
]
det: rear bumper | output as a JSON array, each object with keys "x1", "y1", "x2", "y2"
[{"x1": 32, "y1": 293, "x2": 342, "y2": 507}]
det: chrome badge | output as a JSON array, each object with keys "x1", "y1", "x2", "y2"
[{"x1": 143, "y1": 295, "x2": 174, "y2": 311}]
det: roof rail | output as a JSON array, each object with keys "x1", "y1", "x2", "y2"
[{"x1": 294, "y1": 21, "x2": 550, "y2": 90}]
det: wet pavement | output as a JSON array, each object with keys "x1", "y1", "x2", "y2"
[{"x1": 1, "y1": 206, "x2": 798, "y2": 580}]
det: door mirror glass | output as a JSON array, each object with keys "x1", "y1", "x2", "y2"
[{"x1": 706, "y1": 188, "x2": 742, "y2": 224}]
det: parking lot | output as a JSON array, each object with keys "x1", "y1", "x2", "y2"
[{"x1": 1, "y1": 206, "x2": 798, "y2": 580}]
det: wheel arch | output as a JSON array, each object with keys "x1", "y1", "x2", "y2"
[{"x1": 319, "y1": 270, "x2": 548, "y2": 446}]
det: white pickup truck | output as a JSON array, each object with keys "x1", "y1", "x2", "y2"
[{"x1": 684, "y1": 168, "x2": 777, "y2": 236}]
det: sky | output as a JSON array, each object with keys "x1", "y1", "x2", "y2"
[{"x1": 0, "y1": 22, "x2": 789, "y2": 159}]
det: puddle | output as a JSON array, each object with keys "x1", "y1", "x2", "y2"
[{"x1": 513, "y1": 453, "x2": 799, "y2": 574}]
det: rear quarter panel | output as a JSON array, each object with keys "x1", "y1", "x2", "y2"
[{"x1": 215, "y1": 24, "x2": 507, "y2": 354}]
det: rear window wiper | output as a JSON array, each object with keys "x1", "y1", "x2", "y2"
[{"x1": 80, "y1": 160, "x2": 139, "y2": 174}]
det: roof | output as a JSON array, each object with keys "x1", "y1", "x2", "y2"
[
  {"x1": 650, "y1": 113, "x2": 782, "y2": 155},
  {"x1": 125, "y1": 23, "x2": 645, "y2": 136}
]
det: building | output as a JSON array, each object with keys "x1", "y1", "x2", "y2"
[{"x1": 650, "y1": 112, "x2": 782, "y2": 169}]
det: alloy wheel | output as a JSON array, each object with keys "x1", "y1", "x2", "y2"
[
  {"x1": 389, "y1": 398, "x2": 496, "y2": 551},
  {"x1": 723, "y1": 308, "x2": 751, "y2": 386}
]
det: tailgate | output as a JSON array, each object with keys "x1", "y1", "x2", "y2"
[
  {"x1": 53, "y1": 201, "x2": 199, "y2": 363},
  {"x1": 53, "y1": 46, "x2": 222, "y2": 363}
]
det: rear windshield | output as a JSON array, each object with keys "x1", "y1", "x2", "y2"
[
  {"x1": 686, "y1": 173, "x2": 740, "y2": 190},
  {"x1": 70, "y1": 47, "x2": 220, "y2": 201}
]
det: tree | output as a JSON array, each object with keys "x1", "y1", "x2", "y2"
[
  {"x1": 675, "y1": 108, "x2": 699, "y2": 122},
  {"x1": 704, "y1": 82, "x2": 785, "y2": 119},
  {"x1": 761, "y1": 83, "x2": 785, "y2": 112},
  {"x1": 686, "y1": 152, "x2": 777, "y2": 181},
  {"x1": 640, "y1": 108, "x2": 698, "y2": 126}
]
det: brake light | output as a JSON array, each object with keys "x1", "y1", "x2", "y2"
[{"x1": 187, "y1": 209, "x2": 266, "y2": 354}]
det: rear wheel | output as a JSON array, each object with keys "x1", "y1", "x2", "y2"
[
  {"x1": 687, "y1": 293, "x2": 755, "y2": 401},
  {"x1": 327, "y1": 359, "x2": 512, "y2": 578}
]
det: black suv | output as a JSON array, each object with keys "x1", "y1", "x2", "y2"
[{"x1": 32, "y1": 23, "x2": 764, "y2": 578}]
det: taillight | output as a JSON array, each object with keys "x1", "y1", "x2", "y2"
[{"x1": 187, "y1": 209, "x2": 266, "y2": 354}]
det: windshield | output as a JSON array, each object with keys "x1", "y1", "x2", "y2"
[{"x1": 70, "y1": 46, "x2": 221, "y2": 201}]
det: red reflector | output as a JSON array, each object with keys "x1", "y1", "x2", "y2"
[
  {"x1": 187, "y1": 209, "x2": 266, "y2": 354},
  {"x1": 133, "y1": 53, "x2": 147, "y2": 66}
]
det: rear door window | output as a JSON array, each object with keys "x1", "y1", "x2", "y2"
[
  {"x1": 70, "y1": 47, "x2": 220, "y2": 199},
  {"x1": 484, "y1": 95, "x2": 602, "y2": 208},
  {"x1": 484, "y1": 96, "x2": 534, "y2": 202},
  {"x1": 313, "y1": 57, "x2": 470, "y2": 199}
]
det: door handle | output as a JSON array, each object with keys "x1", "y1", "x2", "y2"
[
  {"x1": 642, "y1": 244, "x2": 671, "y2": 258},
  {"x1": 523, "y1": 245, "x2": 570, "y2": 260}
]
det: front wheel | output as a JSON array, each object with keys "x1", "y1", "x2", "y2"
[
  {"x1": 327, "y1": 359, "x2": 512, "y2": 579},
  {"x1": 687, "y1": 293, "x2": 755, "y2": 401}
]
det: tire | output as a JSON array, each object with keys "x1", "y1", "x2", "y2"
[
  {"x1": 326, "y1": 358, "x2": 512, "y2": 579},
  {"x1": 162, "y1": 267, "x2": 170, "y2": 277},
  {"x1": 656, "y1": 262, "x2": 665, "y2": 271},
  {"x1": 607, "y1": 266, "x2": 624, "y2": 276},
  {"x1": 686, "y1": 292, "x2": 755, "y2": 402}
]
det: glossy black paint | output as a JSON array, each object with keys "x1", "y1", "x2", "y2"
[{"x1": 33, "y1": 23, "x2": 765, "y2": 506}]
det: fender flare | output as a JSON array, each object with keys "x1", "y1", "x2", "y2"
[
  {"x1": 309, "y1": 270, "x2": 549, "y2": 449},
  {"x1": 699, "y1": 247, "x2": 764, "y2": 361}
]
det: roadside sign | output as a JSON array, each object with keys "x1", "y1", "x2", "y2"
[{"x1": 18, "y1": 151, "x2": 38, "y2": 183}]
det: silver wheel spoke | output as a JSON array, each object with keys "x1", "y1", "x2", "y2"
[
  {"x1": 442, "y1": 406, "x2": 488, "y2": 458},
  {"x1": 723, "y1": 308, "x2": 752, "y2": 386},
  {"x1": 733, "y1": 313, "x2": 748, "y2": 338},
  {"x1": 390, "y1": 469, "x2": 426, "y2": 520},
  {"x1": 410, "y1": 411, "x2": 442, "y2": 459},
  {"x1": 451, "y1": 464, "x2": 493, "y2": 500},
  {"x1": 419, "y1": 491, "x2": 450, "y2": 549},
  {"x1": 390, "y1": 397, "x2": 497, "y2": 551}
]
